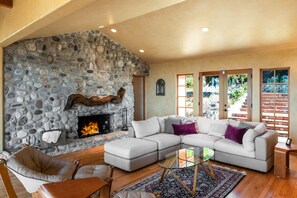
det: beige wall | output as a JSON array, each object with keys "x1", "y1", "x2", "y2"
[{"x1": 146, "y1": 49, "x2": 297, "y2": 142}]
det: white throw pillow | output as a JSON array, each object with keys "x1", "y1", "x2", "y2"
[
  {"x1": 157, "y1": 116, "x2": 168, "y2": 133},
  {"x1": 208, "y1": 122, "x2": 228, "y2": 138},
  {"x1": 242, "y1": 129, "x2": 258, "y2": 152},
  {"x1": 243, "y1": 123, "x2": 267, "y2": 152},
  {"x1": 228, "y1": 119, "x2": 241, "y2": 127},
  {"x1": 254, "y1": 123, "x2": 267, "y2": 134},
  {"x1": 197, "y1": 117, "x2": 214, "y2": 134},
  {"x1": 132, "y1": 116, "x2": 160, "y2": 138}
]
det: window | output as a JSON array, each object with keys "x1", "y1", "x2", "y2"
[
  {"x1": 260, "y1": 69, "x2": 289, "y2": 137},
  {"x1": 199, "y1": 70, "x2": 252, "y2": 120},
  {"x1": 177, "y1": 74, "x2": 193, "y2": 117}
]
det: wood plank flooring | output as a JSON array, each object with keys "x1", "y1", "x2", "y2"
[{"x1": 1, "y1": 146, "x2": 297, "y2": 198}]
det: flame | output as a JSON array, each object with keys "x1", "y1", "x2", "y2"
[{"x1": 81, "y1": 122, "x2": 99, "y2": 136}]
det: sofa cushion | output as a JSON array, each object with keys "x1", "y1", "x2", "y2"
[
  {"x1": 172, "y1": 123, "x2": 197, "y2": 135},
  {"x1": 164, "y1": 117, "x2": 182, "y2": 134},
  {"x1": 254, "y1": 123, "x2": 267, "y2": 134},
  {"x1": 242, "y1": 129, "x2": 259, "y2": 152},
  {"x1": 157, "y1": 116, "x2": 168, "y2": 133},
  {"x1": 181, "y1": 133, "x2": 221, "y2": 149},
  {"x1": 242, "y1": 123, "x2": 267, "y2": 152},
  {"x1": 132, "y1": 116, "x2": 160, "y2": 138},
  {"x1": 215, "y1": 139, "x2": 255, "y2": 158},
  {"x1": 225, "y1": 124, "x2": 247, "y2": 144},
  {"x1": 104, "y1": 138, "x2": 157, "y2": 159},
  {"x1": 143, "y1": 133, "x2": 181, "y2": 150},
  {"x1": 196, "y1": 117, "x2": 214, "y2": 134},
  {"x1": 208, "y1": 121, "x2": 228, "y2": 138}
]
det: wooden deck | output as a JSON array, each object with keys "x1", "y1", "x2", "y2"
[{"x1": 1, "y1": 146, "x2": 297, "y2": 198}]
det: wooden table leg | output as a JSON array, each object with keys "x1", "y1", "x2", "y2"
[
  {"x1": 160, "y1": 168, "x2": 169, "y2": 183},
  {"x1": 274, "y1": 150, "x2": 287, "y2": 179},
  {"x1": 191, "y1": 165, "x2": 198, "y2": 195}
]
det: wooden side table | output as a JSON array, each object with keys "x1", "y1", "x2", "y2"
[
  {"x1": 38, "y1": 177, "x2": 109, "y2": 198},
  {"x1": 274, "y1": 142, "x2": 297, "y2": 179}
]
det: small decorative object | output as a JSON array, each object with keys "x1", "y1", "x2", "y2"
[
  {"x1": 156, "y1": 79, "x2": 165, "y2": 96},
  {"x1": 286, "y1": 138, "x2": 292, "y2": 146},
  {"x1": 121, "y1": 107, "x2": 128, "y2": 131}
]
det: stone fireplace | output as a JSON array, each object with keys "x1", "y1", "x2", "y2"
[
  {"x1": 3, "y1": 30, "x2": 149, "y2": 155},
  {"x1": 77, "y1": 114, "x2": 112, "y2": 138}
]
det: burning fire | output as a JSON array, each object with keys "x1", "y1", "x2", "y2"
[{"x1": 81, "y1": 122, "x2": 99, "y2": 137}]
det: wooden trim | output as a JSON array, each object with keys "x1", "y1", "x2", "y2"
[
  {"x1": 0, "y1": 0, "x2": 12, "y2": 8},
  {"x1": 142, "y1": 77, "x2": 146, "y2": 120},
  {"x1": 0, "y1": 47, "x2": 3, "y2": 152},
  {"x1": 0, "y1": 159, "x2": 17, "y2": 198}
]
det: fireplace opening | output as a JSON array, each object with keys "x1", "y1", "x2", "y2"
[{"x1": 78, "y1": 114, "x2": 111, "y2": 138}]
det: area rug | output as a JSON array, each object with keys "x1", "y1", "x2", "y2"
[{"x1": 117, "y1": 165, "x2": 246, "y2": 198}]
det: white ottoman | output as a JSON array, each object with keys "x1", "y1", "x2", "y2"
[{"x1": 104, "y1": 138, "x2": 158, "y2": 172}]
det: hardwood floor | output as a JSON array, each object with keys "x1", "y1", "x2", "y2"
[{"x1": 0, "y1": 146, "x2": 297, "y2": 198}]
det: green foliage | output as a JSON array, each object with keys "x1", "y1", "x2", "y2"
[
  {"x1": 229, "y1": 83, "x2": 247, "y2": 104},
  {"x1": 186, "y1": 75, "x2": 193, "y2": 87}
]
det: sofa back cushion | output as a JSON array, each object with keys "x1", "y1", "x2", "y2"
[
  {"x1": 157, "y1": 116, "x2": 168, "y2": 133},
  {"x1": 164, "y1": 117, "x2": 183, "y2": 134},
  {"x1": 172, "y1": 122, "x2": 198, "y2": 135},
  {"x1": 225, "y1": 124, "x2": 248, "y2": 144},
  {"x1": 197, "y1": 116, "x2": 213, "y2": 134},
  {"x1": 132, "y1": 116, "x2": 160, "y2": 138},
  {"x1": 242, "y1": 123, "x2": 267, "y2": 152},
  {"x1": 208, "y1": 121, "x2": 228, "y2": 138}
]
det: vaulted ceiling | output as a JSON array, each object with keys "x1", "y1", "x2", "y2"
[{"x1": 18, "y1": 0, "x2": 297, "y2": 63}]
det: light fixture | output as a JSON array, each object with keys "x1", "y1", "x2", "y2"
[
  {"x1": 201, "y1": 27, "x2": 209, "y2": 32},
  {"x1": 139, "y1": 49, "x2": 144, "y2": 53},
  {"x1": 110, "y1": 28, "x2": 117, "y2": 33},
  {"x1": 98, "y1": 25, "x2": 105, "y2": 29}
]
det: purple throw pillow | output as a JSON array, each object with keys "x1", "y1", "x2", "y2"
[
  {"x1": 225, "y1": 124, "x2": 248, "y2": 144},
  {"x1": 172, "y1": 122, "x2": 198, "y2": 135}
]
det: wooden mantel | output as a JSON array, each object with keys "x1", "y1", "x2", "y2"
[{"x1": 0, "y1": 0, "x2": 13, "y2": 8}]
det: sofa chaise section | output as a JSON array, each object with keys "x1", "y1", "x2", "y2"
[
  {"x1": 104, "y1": 138, "x2": 158, "y2": 172},
  {"x1": 143, "y1": 133, "x2": 181, "y2": 160},
  {"x1": 215, "y1": 126, "x2": 278, "y2": 172}
]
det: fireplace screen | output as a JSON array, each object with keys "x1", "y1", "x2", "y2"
[{"x1": 78, "y1": 114, "x2": 111, "y2": 138}]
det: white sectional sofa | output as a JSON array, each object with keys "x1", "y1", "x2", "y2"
[{"x1": 104, "y1": 115, "x2": 278, "y2": 172}]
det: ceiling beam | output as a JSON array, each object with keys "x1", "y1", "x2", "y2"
[{"x1": 0, "y1": 0, "x2": 13, "y2": 8}]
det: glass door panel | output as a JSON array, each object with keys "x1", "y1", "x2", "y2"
[
  {"x1": 201, "y1": 75, "x2": 220, "y2": 120},
  {"x1": 227, "y1": 73, "x2": 249, "y2": 121}
]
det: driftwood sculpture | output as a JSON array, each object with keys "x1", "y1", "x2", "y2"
[{"x1": 64, "y1": 87, "x2": 126, "y2": 111}]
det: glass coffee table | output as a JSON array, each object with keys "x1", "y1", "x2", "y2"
[{"x1": 158, "y1": 147, "x2": 215, "y2": 195}]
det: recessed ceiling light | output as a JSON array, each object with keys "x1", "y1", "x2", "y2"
[
  {"x1": 98, "y1": 26, "x2": 105, "y2": 29},
  {"x1": 139, "y1": 49, "x2": 144, "y2": 53},
  {"x1": 110, "y1": 28, "x2": 117, "y2": 33},
  {"x1": 201, "y1": 27, "x2": 209, "y2": 32}
]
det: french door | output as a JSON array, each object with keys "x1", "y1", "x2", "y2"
[{"x1": 199, "y1": 69, "x2": 252, "y2": 120}]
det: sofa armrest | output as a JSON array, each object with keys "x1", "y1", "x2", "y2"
[{"x1": 255, "y1": 130, "x2": 278, "y2": 160}]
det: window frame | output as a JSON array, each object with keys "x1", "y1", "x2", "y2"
[
  {"x1": 260, "y1": 68, "x2": 290, "y2": 137},
  {"x1": 176, "y1": 73, "x2": 194, "y2": 117}
]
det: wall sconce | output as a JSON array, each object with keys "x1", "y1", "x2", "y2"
[
  {"x1": 156, "y1": 79, "x2": 165, "y2": 96},
  {"x1": 121, "y1": 107, "x2": 128, "y2": 131}
]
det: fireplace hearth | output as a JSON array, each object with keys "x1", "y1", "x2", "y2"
[{"x1": 78, "y1": 114, "x2": 112, "y2": 138}]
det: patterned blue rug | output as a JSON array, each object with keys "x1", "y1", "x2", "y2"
[{"x1": 118, "y1": 165, "x2": 246, "y2": 198}]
